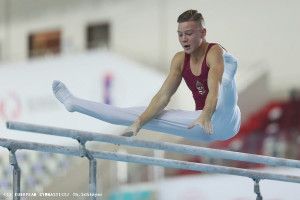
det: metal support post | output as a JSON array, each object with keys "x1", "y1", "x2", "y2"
[
  {"x1": 253, "y1": 179, "x2": 263, "y2": 200},
  {"x1": 78, "y1": 139, "x2": 98, "y2": 200},
  {"x1": 9, "y1": 150, "x2": 20, "y2": 200}
]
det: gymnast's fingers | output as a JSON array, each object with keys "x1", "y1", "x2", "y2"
[
  {"x1": 208, "y1": 123, "x2": 213, "y2": 134},
  {"x1": 187, "y1": 121, "x2": 197, "y2": 129},
  {"x1": 203, "y1": 122, "x2": 213, "y2": 135},
  {"x1": 121, "y1": 127, "x2": 134, "y2": 137}
]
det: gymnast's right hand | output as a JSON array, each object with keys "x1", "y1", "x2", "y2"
[{"x1": 121, "y1": 118, "x2": 142, "y2": 137}]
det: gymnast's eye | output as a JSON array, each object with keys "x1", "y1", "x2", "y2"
[{"x1": 185, "y1": 31, "x2": 193, "y2": 36}]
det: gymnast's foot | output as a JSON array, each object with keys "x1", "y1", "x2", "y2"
[{"x1": 52, "y1": 80, "x2": 76, "y2": 112}]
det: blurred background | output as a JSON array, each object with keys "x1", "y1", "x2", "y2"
[{"x1": 0, "y1": 0, "x2": 300, "y2": 199}]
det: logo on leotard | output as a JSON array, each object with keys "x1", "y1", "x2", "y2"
[{"x1": 196, "y1": 80, "x2": 206, "y2": 95}]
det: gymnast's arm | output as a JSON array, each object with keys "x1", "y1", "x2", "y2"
[
  {"x1": 126, "y1": 52, "x2": 184, "y2": 134},
  {"x1": 188, "y1": 45, "x2": 224, "y2": 134}
]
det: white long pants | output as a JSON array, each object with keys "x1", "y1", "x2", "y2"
[{"x1": 53, "y1": 52, "x2": 241, "y2": 142}]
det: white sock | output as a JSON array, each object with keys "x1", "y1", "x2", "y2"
[{"x1": 52, "y1": 80, "x2": 75, "y2": 112}]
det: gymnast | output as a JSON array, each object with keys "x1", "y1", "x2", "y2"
[{"x1": 52, "y1": 9, "x2": 241, "y2": 142}]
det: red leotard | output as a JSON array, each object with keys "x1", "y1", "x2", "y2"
[{"x1": 182, "y1": 43, "x2": 216, "y2": 110}]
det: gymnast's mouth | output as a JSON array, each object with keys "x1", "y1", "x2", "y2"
[{"x1": 183, "y1": 45, "x2": 190, "y2": 49}]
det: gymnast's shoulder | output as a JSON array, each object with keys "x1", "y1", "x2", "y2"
[{"x1": 170, "y1": 51, "x2": 185, "y2": 72}]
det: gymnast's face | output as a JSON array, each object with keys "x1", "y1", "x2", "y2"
[{"x1": 177, "y1": 21, "x2": 206, "y2": 54}]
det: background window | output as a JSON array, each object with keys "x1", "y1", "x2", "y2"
[
  {"x1": 28, "y1": 30, "x2": 61, "y2": 58},
  {"x1": 87, "y1": 23, "x2": 110, "y2": 50}
]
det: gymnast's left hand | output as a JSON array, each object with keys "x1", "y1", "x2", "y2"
[
  {"x1": 188, "y1": 112, "x2": 213, "y2": 134},
  {"x1": 121, "y1": 119, "x2": 142, "y2": 137}
]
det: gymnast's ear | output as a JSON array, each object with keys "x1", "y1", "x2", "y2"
[{"x1": 201, "y1": 28, "x2": 207, "y2": 38}]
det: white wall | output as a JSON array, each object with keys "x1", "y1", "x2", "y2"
[
  {"x1": 1, "y1": 0, "x2": 164, "y2": 67},
  {"x1": 1, "y1": 0, "x2": 300, "y2": 95},
  {"x1": 0, "y1": 0, "x2": 7, "y2": 61}
]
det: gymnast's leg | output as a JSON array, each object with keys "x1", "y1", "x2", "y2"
[
  {"x1": 52, "y1": 81, "x2": 211, "y2": 141},
  {"x1": 52, "y1": 80, "x2": 195, "y2": 128},
  {"x1": 52, "y1": 54, "x2": 240, "y2": 142}
]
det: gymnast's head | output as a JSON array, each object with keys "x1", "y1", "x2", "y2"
[{"x1": 177, "y1": 9, "x2": 207, "y2": 54}]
